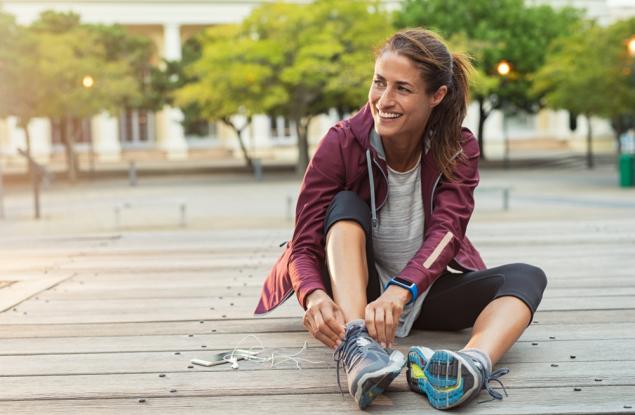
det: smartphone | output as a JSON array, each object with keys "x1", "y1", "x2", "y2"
[{"x1": 190, "y1": 349, "x2": 259, "y2": 367}]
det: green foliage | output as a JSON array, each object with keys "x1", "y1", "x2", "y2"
[
  {"x1": 0, "y1": 10, "x2": 157, "y2": 179},
  {"x1": 534, "y1": 17, "x2": 635, "y2": 134},
  {"x1": 395, "y1": 0, "x2": 582, "y2": 154},
  {"x1": 176, "y1": 0, "x2": 391, "y2": 172}
]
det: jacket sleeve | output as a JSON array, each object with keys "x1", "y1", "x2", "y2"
[
  {"x1": 398, "y1": 131, "x2": 480, "y2": 295},
  {"x1": 289, "y1": 126, "x2": 348, "y2": 309}
]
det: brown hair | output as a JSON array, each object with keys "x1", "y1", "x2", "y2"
[{"x1": 378, "y1": 28, "x2": 473, "y2": 179}]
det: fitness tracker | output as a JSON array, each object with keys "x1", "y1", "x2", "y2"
[{"x1": 385, "y1": 276, "x2": 418, "y2": 305}]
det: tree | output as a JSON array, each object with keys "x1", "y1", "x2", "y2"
[
  {"x1": 174, "y1": 24, "x2": 287, "y2": 169},
  {"x1": 395, "y1": 0, "x2": 581, "y2": 158},
  {"x1": 0, "y1": 11, "x2": 157, "y2": 181},
  {"x1": 177, "y1": 0, "x2": 391, "y2": 174},
  {"x1": 244, "y1": 0, "x2": 391, "y2": 174},
  {"x1": 534, "y1": 18, "x2": 635, "y2": 168},
  {"x1": 0, "y1": 12, "x2": 48, "y2": 173}
]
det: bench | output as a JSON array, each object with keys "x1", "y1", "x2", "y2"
[
  {"x1": 113, "y1": 200, "x2": 187, "y2": 229},
  {"x1": 476, "y1": 186, "x2": 511, "y2": 211}
]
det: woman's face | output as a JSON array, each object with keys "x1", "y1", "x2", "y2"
[{"x1": 369, "y1": 51, "x2": 446, "y2": 142}]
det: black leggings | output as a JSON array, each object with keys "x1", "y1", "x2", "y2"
[{"x1": 322, "y1": 191, "x2": 547, "y2": 331}]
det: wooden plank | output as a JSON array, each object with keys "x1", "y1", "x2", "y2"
[
  {"x1": 1, "y1": 362, "x2": 634, "y2": 401},
  {"x1": 0, "y1": 386, "x2": 634, "y2": 415},
  {"x1": 0, "y1": 275, "x2": 73, "y2": 313},
  {"x1": 0, "y1": 346, "x2": 633, "y2": 378},
  {"x1": 0, "y1": 330, "x2": 631, "y2": 362},
  {"x1": 11, "y1": 293, "x2": 635, "y2": 316},
  {"x1": 34, "y1": 284, "x2": 635, "y2": 302},
  {"x1": 0, "y1": 317, "x2": 632, "y2": 343}
]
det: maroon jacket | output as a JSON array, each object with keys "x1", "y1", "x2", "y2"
[{"x1": 254, "y1": 103, "x2": 486, "y2": 315}]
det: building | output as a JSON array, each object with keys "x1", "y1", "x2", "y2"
[{"x1": 1, "y1": 0, "x2": 633, "y2": 171}]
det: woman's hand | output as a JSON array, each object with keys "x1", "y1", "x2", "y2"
[
  {"x1": 365, "y1": 285, "x2": 411, "y2": 348},
  {"x1": 303, "y1": 290, "x2": 346, "y2": 349}
]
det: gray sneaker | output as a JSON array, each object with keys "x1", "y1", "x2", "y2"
[{"x1": 333, "y1": 319, "x2": 405, "y2": 409}]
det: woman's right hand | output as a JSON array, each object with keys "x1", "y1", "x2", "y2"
[{"x1": 303, "y1": 290, "x2": 346, "y2": 349}]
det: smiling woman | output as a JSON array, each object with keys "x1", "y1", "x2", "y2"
[{"x1": 256, "y1": 28, "x2": 547, "y2": 411}]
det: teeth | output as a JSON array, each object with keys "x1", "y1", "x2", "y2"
[{"x1": 378, "y1": 110, "x2": 401, "y2": 119}]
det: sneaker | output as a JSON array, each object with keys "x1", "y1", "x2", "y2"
[
  {"x1": 333, "y1": 319, "x2": 406, "y2": 409},
  {"x1": 407, "y1": 348, "x2": 510, "y2": 409}
]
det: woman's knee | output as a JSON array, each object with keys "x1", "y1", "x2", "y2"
[
  {"x1": 522, "y1": 263, "x2": 547, "y2": 290},
  {"x1": 324, "y1": 191, "x2": 371, "y2": 237},
  {"x1": 326, "y1": 219, "x2": 366, "y2": 243},
  {"x1": 499, "y1": 263, "x2": 547, "y2": 307}
]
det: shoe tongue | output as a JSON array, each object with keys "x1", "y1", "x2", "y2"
[
  {"x1": 346, "y1": 319, "x2": 365, "y2": 330},
  {"x1": 356, "y1": 337, "x2": 371, "y2": 347}
]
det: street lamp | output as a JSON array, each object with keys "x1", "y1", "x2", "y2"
[
  {"x1": 82, "y1": 75, "x2": 95, "y2": 88},
  {"x1": 497, "y1": 60, "x2": 511, "y2": 169}
]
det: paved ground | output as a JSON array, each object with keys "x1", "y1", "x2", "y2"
[{"x1": 0, "y1": 163, "x2": 634, "y2": 413}]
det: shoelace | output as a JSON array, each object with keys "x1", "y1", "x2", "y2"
[
  {"x1": 478, "y1": 367, "x2": 510, "y2": 404},
  {"x1": 333, "y1": 324, "x2": 368, "y2": 395}
]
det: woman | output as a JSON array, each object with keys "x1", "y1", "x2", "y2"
[{"x1": 255, "y1": 28, "x2": 547, "y2": 410}]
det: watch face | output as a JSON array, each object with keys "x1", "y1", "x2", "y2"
[{"x1": 393, "y1": 276, "x2": 413, "y2": 287}]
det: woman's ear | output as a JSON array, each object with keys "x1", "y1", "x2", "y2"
[{"x1": 431, "y1": 85, "x2": 448, "y2": 107}]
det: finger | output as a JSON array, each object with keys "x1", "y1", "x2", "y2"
[
  {"x1": 323, "y1": 307, "x2": 346, "y2": 341},
  {"x1": 314, "y1": 330, "x2": 337, "y2": 349},
  {"x1": 390, "y1": 306, "x2": 402, "y2": 346},
  {"x1": 333, "y1": 308, "x2": 346, "y2": 340},
  {"x1": 365, "y1": 305, "x2": 377, "y2": 340},
  {"x1": 375, "y1": 307, "x2": 386, "y2": 347},
  {"x1": 384, "y1": 308, "x2": 394, "y2": 348},
  {"x1": 314, "y1": 310, "x2": 341, "y2": 346},
  {"x1": 303, "y1": 311, "x2": 317, "y2": 334}
]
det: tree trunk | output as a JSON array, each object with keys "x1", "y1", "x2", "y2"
[
  {"x1": 18, "y1": 118, "x2": 33, "y2": 177},
  {"x1": 221, "y1": 117, "x2": 253, "y2": 170},
  {"x1": 585, "y1": 114, "x2": 594, "y2": 170},
  {"x1": 295, "y1": 117, "x2": 311, "y2": 176},
  {"x1": 62, "y1": 117, "x2": 79, "y2": 182},
  {"x1": 477, "y1": 98, "x2": 490, "y2": 160}
]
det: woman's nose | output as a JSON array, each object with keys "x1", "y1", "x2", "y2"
[{"x1": 377, "y1": 89, "x2": 394, "y2": 108}]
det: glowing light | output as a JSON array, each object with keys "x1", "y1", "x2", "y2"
[
  {"x1": 82, "y1": 75, "x2": 95, "y2": 88},
  {"x1": 497, "y1": 60, "x2": 511, "y2": 77},
  {"x1": 628, "y1": 36, "x2": 635, "y2": 57}
]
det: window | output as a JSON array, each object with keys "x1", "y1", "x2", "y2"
[
  {"x1": 270, "y1": 115, "x2": 294, "y2": 141},
  {"x1": 119, "y1": 109, "x2": 155, "y2": 147}
]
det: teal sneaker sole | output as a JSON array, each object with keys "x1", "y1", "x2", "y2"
[{"x1": 407, "y1": 349, "x2": 479, "y2": 409}]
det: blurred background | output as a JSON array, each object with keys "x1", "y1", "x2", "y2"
[{"x1": 0, "y1": 0, "x2": 634, "y2": 230}]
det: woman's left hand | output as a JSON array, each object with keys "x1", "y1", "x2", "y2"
[{"x1": 365, "y1": 285, "x2": 411, "y2": 348}]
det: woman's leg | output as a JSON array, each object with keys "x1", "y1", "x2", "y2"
[
  {"x1": 322, "y1": 191, "x2": 402, "y2": 410},
  {"x1": 322, "y1": 192, "x2": 380, "y2": 323},
  {"x1": 414, "y1": 263, "x2": 547, "y2": 364},
  {"x1": 463, "y1": 296, "x2": 531, "y2": 365},
  {"x1": 325, "y1": 220, "x2": 369, "y2": 322},
  {"x1": 407, "y1": 263, "x2": 547, "y2": 409}
]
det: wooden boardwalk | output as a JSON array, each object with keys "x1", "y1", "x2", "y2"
[{"x1": 1, "y1": 220, "x2": 634, "y2": 414}]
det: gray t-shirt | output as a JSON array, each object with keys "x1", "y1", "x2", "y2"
[{"x1": 372, "y1": 153, "x2": 431, "y2": 338}]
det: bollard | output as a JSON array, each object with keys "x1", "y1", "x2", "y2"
[
  {"x1": 128, "y1": 161, "x2": 138, "y2": 187},
  {"x1": 286, "y1": 195, "x2": 294, "y2": 222},
  {"x1": 0, "y1": 156, "x2": 4, "y2": 219},
  {"x1": 619, "y1": 153, "x2": 634, "y2": 188},
  {"x1": 179, "y1": 203, "x2": 187, "y2": 227},
  {"x1": 502, "y1": 188, "x2": 510, "y2": 211},
  {"x1": 252, "y1": 158, "x2": 262, "y2": 182}
]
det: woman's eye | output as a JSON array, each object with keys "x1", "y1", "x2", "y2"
[
  {"x1": 398, "y1": 86, "x2": 411, "y2": 93},
  {"x1": 373, "y1": 79, "x2": 384, "y2": 86}
]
